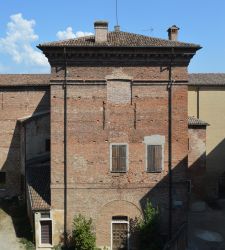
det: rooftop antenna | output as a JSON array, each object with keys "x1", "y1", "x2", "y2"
[
  {"x1": 116, "y1": 0, "x2": 119, "y2": 26},
  {"x1": 115, "y1": 0, "x2": 120, "y2": 31}
]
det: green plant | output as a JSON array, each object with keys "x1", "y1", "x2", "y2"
[
  {"x1": 20, "y1": 238, "x2": 35, "y2": 250},
  {"x1": 72, "y1": 214, "x2": 96, "y2": 250},
  {"x1": 137, "y1": 200, "x2": 163, "y2": 250}
]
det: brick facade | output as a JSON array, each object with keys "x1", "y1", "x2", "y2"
[
  {"x1": 0, "y1": 85, "x2": 49, "y2": 197},
  {"x1": 50, "y1": 65, "x2": 190, "y2": 248},
  {"x1": 188, "y1": 126, "x2": 207, "y2": 197}
]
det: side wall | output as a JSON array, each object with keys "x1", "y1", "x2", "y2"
[
  {"x1": 0, "y1": 87, "x2": 50, "y2": 198},
  {"x1": 188, "y1": 127, "x2": 206, "y2": 197},
  {"x1": 188, "y1": 86, "x2": 225, "y2": 198}
]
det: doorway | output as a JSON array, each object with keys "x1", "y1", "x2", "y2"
[{"x1": 111, "y1": 218, "x2": 129, "y2": 250}]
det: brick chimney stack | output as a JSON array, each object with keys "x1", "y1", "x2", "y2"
[
  {"x1": 167, "y1": 25, "x2": 180, "y2": 41},
  {"x1": 94, "y1": 21, "x2": 108, "y2": 43}
]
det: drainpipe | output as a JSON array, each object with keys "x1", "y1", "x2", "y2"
[
  {"x1": 197, "y1": 87, "x2": 200, "y2": 118},
  {"x1": 168, "y1": 47, "x2": 175, "y2": 240},
  {"x1": 63, "y1": 47, "x2": 68, "y2": 245}
]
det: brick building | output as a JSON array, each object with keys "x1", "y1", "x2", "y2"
[{"x1": 0, "y1": 21, "x2": 202, "y2": 249}]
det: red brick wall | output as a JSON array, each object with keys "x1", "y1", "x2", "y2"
[
  {"x1": 188, "y1": 127, "x2": 206, "y2": 197},
  {"x1": 0, "y1": 88, "x2": 49, "y2": 197},
  {"x1": 51, "y1": 65, "x2": 188, "y2": 81},
  {"x1": 50, "y1": 65, "x2": 189, "y2": 244}
]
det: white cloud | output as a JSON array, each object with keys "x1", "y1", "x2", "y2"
[
  {"x1": 0, "y1": 13, "x2": 49, "y2": 67},
  {"x1": 56, "y1": 26, "x2": 93, "y2": 40}
]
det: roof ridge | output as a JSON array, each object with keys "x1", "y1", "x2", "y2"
[{"x1": 38, "y1": 30, "x2": 201, "y2": 48}]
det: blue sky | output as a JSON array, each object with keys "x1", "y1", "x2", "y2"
[{"x1": 0, "y1": 0, "x2": 225, "y2": 73}]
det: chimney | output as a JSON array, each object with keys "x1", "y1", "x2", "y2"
[
  {"x1": 167, "y1": 25, "x2": 180, "y2": 41},
  {"x1": 94, "y1": 20, "x2": 108, "y2": 43}
]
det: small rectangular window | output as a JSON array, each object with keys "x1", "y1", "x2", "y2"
[
  {"x1": 147, "y1": 145, "x2": 162, "y2": 172},
  {"x1": 41, "y1": 212, "x2": 50, "y2": 219},
  {"x1": 40, "y1": 220, "x2": 52, "y2": 245},
  {"x1": 0, "y1": 172, "x2": 6, "y2": 185},
  {"x1": 111, "y1": 144, "x2": 127, "y2": 172}
]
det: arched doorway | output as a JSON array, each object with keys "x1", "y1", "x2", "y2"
[{"x1": 96, "y1": 200, "x2": 141, "y2": 250}]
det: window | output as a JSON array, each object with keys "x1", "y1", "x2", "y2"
[
  {"x1": 143, "y1": 135, "x2": 165, "y2": 173},
  {"x1": 41, "y1": 212, "x2": 51, "y2": 219},
  {"x1": 0, "y1": 172, "x2": 6, "y2": 187},
  {"x1": 147, "y1": 145, "x2": 162, "y2": 172},
  {"x1": 111, "y1": 144, "x2": 128, "y2": 172},
  {"x1": 40, "y1": 220, "x2": 52, "y2": 245}
]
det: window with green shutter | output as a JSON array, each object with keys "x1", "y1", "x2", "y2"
[
  {"x1": 147, "y1": 145, "x2": 162, "y2": 172},
  {"x1": 111, "y1": 145, "x2": 127, "y2": 172}
]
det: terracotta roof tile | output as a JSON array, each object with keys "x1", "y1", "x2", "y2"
[
  {"x1": 188, "y1": 116, "x2": 209, "y2": 126},
  {"x1": 0, "y1": 74, "x2": 50, "y2": 86},
  {"x1": 39, "y1": 31, "x2": 200, "y2": 48},
  {"x1": 189, "y1": 73, "x2": 225, "y2": 86},
  {"x1": 27, "y1": 163, "x2": 50, "y2": 210}
]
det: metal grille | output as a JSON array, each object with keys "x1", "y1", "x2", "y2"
[
  {"x1": 147, "y1": 145, "x2": 162, "y2": 172},
  {"x1": 112, "y1": 223, "x2": 128, "y2": 250}
]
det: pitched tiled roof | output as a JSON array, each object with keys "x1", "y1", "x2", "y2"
[
  {"x1": 0, "y1": 74, "x2": 50, "y2": 86},
  {"x1": 27, "y1": 163, "x2": 50, "y2": 210},
  {"x1": 189, "y1": 74, "x2": 225, "y2": 86},
  {"x1": 39, "y1": 31, "x2": 200, "y2": 48},
  {"x1": 18, "y1": 111, "x2": 50, "y2": 124},
  {"x1": 188, "y1": 116, "x2": 209, "y2": 126}
]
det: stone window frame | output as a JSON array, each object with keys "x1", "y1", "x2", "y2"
[
  {"x1": 143, "y1": 135, "x2": 165, "y2": 173},
  {"x1": 110, "y1": 143, "x2": 129, "y2": 173},
  {"x1": 38, "y1": 211, "x2": 53, "y2": 248},
  {"x1": 111, "y1": 218, "x2": 130, "y2": 250}
]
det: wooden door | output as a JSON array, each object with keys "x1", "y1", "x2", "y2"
[
  {"x1": 40, "y1": 220, "x2": 52, "y2": 244},
  {"x1": 112, "y1": 223, "x2": 128, "y2": 250}
]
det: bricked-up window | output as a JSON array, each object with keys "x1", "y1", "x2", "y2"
[
  {"x1": 0, "y1": 172, "x2": 6, "y2": 186},
  {"x1": 147, "y1": 145, "x2": 162, "y2": 172},
  {"x1": 111, "y1": 144, "x2": 128, "y2": 172},
  {"x1": 40, "y1": 220, "x2": 52, "y2": 245}
]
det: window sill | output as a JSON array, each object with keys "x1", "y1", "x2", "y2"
[
  {"x1": 146, "y1": 171, "x2": 162, "y2": 173},
  {"x1": 39, "y1": 243, "x2": 53, "y2": 248},
  {"x1": 111, "y1": 171, "x2": 127, "y2": 174}
]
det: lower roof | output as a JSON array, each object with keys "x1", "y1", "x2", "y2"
[
  {"x1": 0, "y1": 73, "x2": 225, "y2": 87},
  {"x1": 189, "y1": 73, "x2": 225, "y2": 86},
  {"x1": 26, "y1": 162, "x2": 50, "y2": 211},
  {"x1": 0, "y1": 74, "x2": 50, "y2": 87},
  {"x1": 188, "y1": 116, "x2": 209, "y2": 126}
]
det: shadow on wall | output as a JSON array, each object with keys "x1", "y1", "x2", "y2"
[
  {"x1": 187, "y1": 137, "x2": 225, "y2": 200},
  {"x1": 0, "y1": 89, "x2": 50, "y2": 240},
  {"x1": 206, "y1": 138, "x2": 225, "y2": 199},
  {"x1": 139, "y1": 156, "x2": 189, "y2": 237}
]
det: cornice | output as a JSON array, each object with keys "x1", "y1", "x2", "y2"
[{"x1": 42, "y1": 47, "x2": 197, "y2": 67}]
